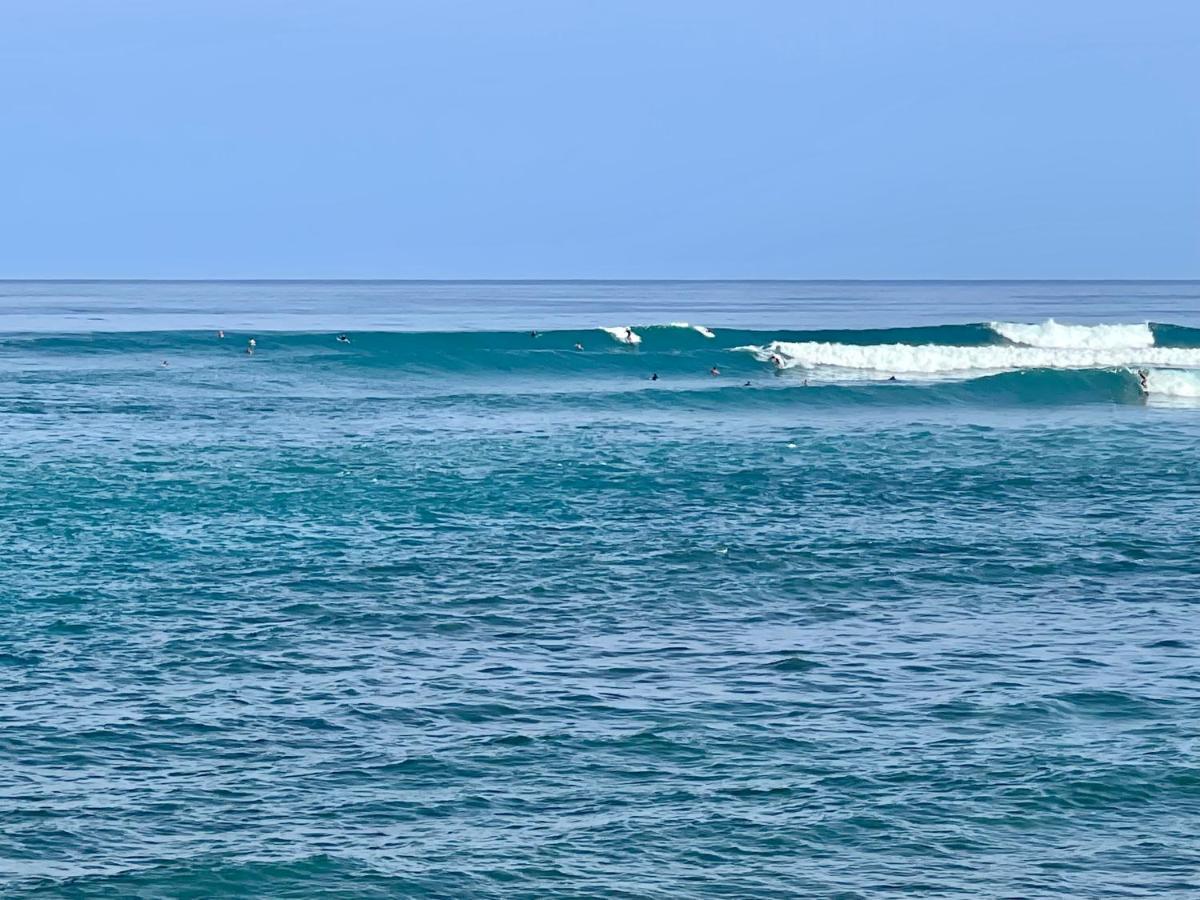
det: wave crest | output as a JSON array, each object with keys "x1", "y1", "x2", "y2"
[
  {"x1": 666, "y1": 322, "x2": 716, "y2": 338},
  {"x1": 989, "y1": 319, "x2": 1154, "y2": 349},
  {"x1": 738, "y1": 341, "x2": 1200, "y2": 379}
]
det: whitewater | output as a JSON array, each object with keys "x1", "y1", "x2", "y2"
[
  {"x1": 741, "y1": 340, "x2": 1200, "y2": 379},
  {"x1": 730, "y1": 318, "x2": 1200, "y2": 397}
]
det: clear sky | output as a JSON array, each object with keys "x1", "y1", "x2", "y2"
[{"x1": 1, "y1": 0, "x2": 1197, "y2": 278}]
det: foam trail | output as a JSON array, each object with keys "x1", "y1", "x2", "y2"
[
  {"x1": 602, "y1": 326, "x2": 642, "y2": 346},
  {"x1": 738, "y1": 341, "x2": 1200, "y2": 378},
  {"x1": 990, "y1": 319, "x2": 1154, "y2": 349}
]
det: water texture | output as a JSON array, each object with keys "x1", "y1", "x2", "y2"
[{"x1": 1, "y1": 282, "x2": 1199, "y2": 898}]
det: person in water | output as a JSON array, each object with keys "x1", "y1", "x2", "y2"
[
  {"x1": 651, "y1": 373, "x2": 658, "y2": 381},
  {"x1": 530, "y1": 330, "x2": 540, "y2": 338},
  {"x1": 337, "y1": 333, "x2": 350, "y2": 344},
  {"x1": 217, "y1": 329, "x2": 225, "y2": 339},
  {"x1": 573, "y1": 342, "x2": 584, "y2": 351},
  {"x1": 887, "y1": 375, "x2": 897, "y2": 382},
  {"x1": 246, "y1": 338, "x2": 256, "y2": 355}
]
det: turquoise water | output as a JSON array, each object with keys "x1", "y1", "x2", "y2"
[{"x1": 3, "y1": 282, "x2": 1200, "y2": 898}]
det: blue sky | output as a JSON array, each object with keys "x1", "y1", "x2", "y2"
[{"x1": 1, "y1": 0, "x2": 1197, "y2": 278}]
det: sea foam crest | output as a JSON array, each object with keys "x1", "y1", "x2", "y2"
[
  {"x1": 602, "y1": 326, "x2": 642, "y2": 345},
  {"x1": 738, "y1": 341, "x2": 1200, "y2": 377},
  {"x1": 666, "y1": 322, "x2": 716, "y2": 338},
  {"x1": 989, "y1": 319, "x2": 1155, "y2": 349}
]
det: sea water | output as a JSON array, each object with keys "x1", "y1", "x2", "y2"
[{"x1": 1, "y1": 281, "x2": 1199, "y2": 898}]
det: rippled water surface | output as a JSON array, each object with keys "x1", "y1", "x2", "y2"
[{"x1": 2, "y1": 282, "x2": 1200, "y2": 898}]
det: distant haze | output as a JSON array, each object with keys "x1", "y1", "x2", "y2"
[{"x1": 2, "y1": 0, "x2": 1197, "y2": 279}]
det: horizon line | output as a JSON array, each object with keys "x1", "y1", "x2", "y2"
[{"x1": 2, "y1": 277, "x2": 1199, "y2": 284}]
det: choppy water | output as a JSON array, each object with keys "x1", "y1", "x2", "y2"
[{"x1": 2, "y1": 281, "x2": 1200, "y2": 898}]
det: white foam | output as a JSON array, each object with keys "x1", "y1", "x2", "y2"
[
  {"x1": 737, "y1": 341, "x2": 1200, "y2": 379},
  {"x1": 1138, "y1": 368, "x2": 1200, "y2": 398},
  {"x1": 602, "y1": 326, "x2": 641, "y2": 346},
  {"x1": 665, "y1": 322, "x2": 716, "y2": 338},
  {"x1": 990, "y1": 319, "x2": 1154, "y2": 350}
]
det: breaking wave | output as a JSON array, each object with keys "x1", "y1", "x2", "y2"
[
  {"x1": 736, "y1": 319, "x2": 1200, "y2": 398},
  {"x1": 1138, "y1": 368, "x2": 1200, "y2": 399},
  {"x1": 738, "y1": 342, "x2": 1200, "y2": 378},
  {"x1": 5, "y1": 319, "x2": 1200, "y2": 406},
  {"x1": 601, "y1": 326, "x2": 642, "y2": 345},
  {"x1": 666, "y1": 322, "x2": 716, "y2": 338},
  {"x1": 989, "y1": 319, "x2": 1155, "y2": 349}
]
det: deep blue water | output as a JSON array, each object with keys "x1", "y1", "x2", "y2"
[{"x1": 2, "y1": 281, "x2": 1200, "y2": 898}]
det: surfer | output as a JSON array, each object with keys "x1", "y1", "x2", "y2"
[
  {"x1": 769, "y1": 354, "x2": 782, "y2": 368},
  {"x1": 887, "y1": 375, "x2": 897, "y2": 382},
  {"x1": 710, "y1": 366, "x2": 720, "y2": 376},
  {"x1": 624, "y1": 327, "x2": 634, "y2": 344},
  {"x1": 573, "y1": 342, "x2": 584, "y2": 351},
  {"x1": 1137, "y1": 368, "x2": 1149, "y2": 392},
  {"x1": 217, "y1": 329, "x2": 225, "y2": 339},
  {"x1": 530, "y1": 330, "x2": 540, "y2": 338},
  {"x1": 336, "y1": 333, "x2": 350, "y2": 344},
  {"x1": 651, "y1": 373, "x2": 658, "y2": 381},
  {"x1": 246, "y1": 338, "x2": 256, "y2": 356},
  {"x1": 160, "y1": 360, "x2": 169, "y2": 368}
]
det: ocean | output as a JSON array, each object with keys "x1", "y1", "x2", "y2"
[{"x1": 2, "y1": 281, "x2": 1199, "y2": 898}]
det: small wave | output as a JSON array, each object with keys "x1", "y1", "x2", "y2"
[
  {"x1": 738, "y1": 341, "x2": 1200, "y2": 379},
  {"x1": 665, "y1": 322, "x2": 716, "y2": 338},
  {"x1": 989, "y1": 319, "x2": 1154, "y2": 350},
  {"x1": 602, "y1": 326, "x2": 641, "y2": 346}
]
